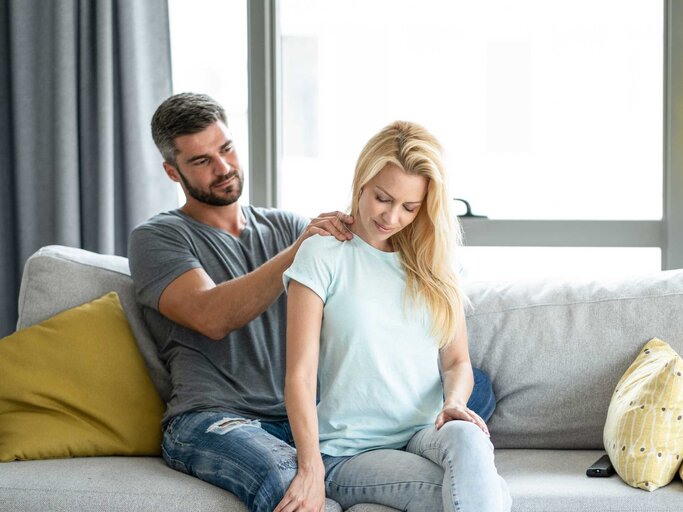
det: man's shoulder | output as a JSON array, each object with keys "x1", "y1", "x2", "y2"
[
  {"x1": 245, "y1": 205, "x2": 308, "y2": 240},
  {"x1": 128, "y1": 210, "x2": 194, "y2": 256},
  {"x1": 246, "y1": 205, "x2": 306, "y2": 225},
  {"x1": 133, "y1": 210, "x2": 185, "y2": 232}
]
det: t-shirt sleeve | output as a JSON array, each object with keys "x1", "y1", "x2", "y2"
[
  {"x1": 128, "y1": 223, "x2": 203, "y2": 311},
  {"x1": 283, "y1": 235, "x2": 335, "y2": 303},
  {"x1": 292, "y1": 213, "x2": 309, "y2": 239}
]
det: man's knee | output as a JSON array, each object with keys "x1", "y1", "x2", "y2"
[{"x1": 253, "y1": 460, "x2": 298, "y2": 511}]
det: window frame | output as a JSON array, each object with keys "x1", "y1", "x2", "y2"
[{"x1": 247, "y1": 0, "x2": 683, "y2": 270}]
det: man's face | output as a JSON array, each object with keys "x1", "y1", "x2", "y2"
[{"x1": 167, "y1": 121, "x2": 244, "y2": 207}]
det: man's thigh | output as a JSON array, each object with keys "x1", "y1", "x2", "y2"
[
  {"x1": 323, "y1": 448, "x2": 444, "y2": 512},
  {"x1": 162, "y1": 411, "x2": 297, "y2": 511}
]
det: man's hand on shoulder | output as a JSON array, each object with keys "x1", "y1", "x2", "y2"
[{"x1": 301, "y1": 211, "x2": 354, "y2": 243}]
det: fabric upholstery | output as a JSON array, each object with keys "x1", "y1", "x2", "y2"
[
  {"x1": 463, "y1": 270, "x2": 683, "y2": 449},
  {"x1": 0, "y1": 292, "x2": 164, "y2": 461},
  {"x1": 494, "y1": 449, "x2": 683, "y2": 511},
  {"x1": 2, "y1": 451, "x2": 681, "y2": 512},
  {"x1": 8, "y1": 245, "x2": 683, "y2": 510},
  {"x1": 0, "y1": 457, "x2": 248, "y2": 511},
  {"x1": 603, "y1": 338, "x2": 683, "y2": 491},
  {"x1": 16, "y1": 245, "x2": 172, "y2": 402}
]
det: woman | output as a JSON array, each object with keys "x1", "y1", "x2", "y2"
[{"x1": 277, "y1": 121, "x2": 511, "y2": 512}]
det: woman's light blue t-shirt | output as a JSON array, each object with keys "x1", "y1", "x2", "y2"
[{"x1": 283, "y1": 234, "x2": 443, "y2": 456}]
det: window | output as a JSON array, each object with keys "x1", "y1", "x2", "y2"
[
  {"x1": 169, "y1": 1, "x2": 683, "y2": 276},
  {"x1": 277, "y1": 0, "x2": 665, "y2": 278}
]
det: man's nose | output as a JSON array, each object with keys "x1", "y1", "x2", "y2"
[{"x1": 214, "y1": 156, "x2": 232, "y2": 175}]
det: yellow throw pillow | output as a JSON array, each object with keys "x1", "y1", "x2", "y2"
[
  {"x1": 0, "y1": 292, "x2": 165, "y2": 461},
  {"x1": 603, "y1": 338, "x2": 683, "y2": 491}
]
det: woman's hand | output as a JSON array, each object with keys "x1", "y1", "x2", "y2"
[
  {"x1": 273, "y1": 462, "x2": 326, "y2": 512},
  {"x1": 436, "y1": 403, "x2": 490, "y2": 437}
]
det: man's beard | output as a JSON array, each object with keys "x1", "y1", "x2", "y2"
[{"x1": 176, "y1": 168, "x2": 244, "y2": 206}]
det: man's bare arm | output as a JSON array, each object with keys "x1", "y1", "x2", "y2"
[{"x1": 158, "y1": 211, "x2": 353, "y2": 340}]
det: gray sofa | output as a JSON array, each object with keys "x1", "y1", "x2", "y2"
[{"x1": 2, "y1": 244, "x2": 683, "y2": 511}]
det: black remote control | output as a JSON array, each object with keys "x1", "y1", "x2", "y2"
[{"x1": 586, "y1": 454, "x2": 615, "y2": 477}]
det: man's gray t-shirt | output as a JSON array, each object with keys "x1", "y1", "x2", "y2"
[{"x1": 128, "y1": 206, "x2": 308, "y2": 426}]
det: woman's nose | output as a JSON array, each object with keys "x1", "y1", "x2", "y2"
[{"x1": 385, "y1": 206, "x2": 400, "y2": 225}]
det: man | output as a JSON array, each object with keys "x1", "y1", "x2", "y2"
[{"x1": 129, "y1": 92, "x2": 496, "y2": 512}]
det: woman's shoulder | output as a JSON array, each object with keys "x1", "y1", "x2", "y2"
[{"x1": 299, "y1": 233, "x2": 350, "y2": 255}]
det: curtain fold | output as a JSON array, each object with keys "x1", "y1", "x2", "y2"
[{"x1": 0, "y1": 0, "x2": 177, "y2": 337}]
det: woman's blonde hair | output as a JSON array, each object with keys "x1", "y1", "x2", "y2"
[{"x1": 350, "y1": 121, "x2": 464, "y2": 348}]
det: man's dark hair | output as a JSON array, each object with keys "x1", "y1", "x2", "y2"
[{"x1": 151, "y1": 92, "x2": 227, "y2": 165}]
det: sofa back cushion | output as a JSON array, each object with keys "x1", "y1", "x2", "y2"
[
  {"x1": 464, "y1": 270, "x2": 683, "y2": 449},
  {"x1": 17, "y1": 245, "x2": 172, "y2": 403}
]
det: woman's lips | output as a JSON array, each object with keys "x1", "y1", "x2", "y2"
[{"x1": 373, "y1": 220, "x2": 393, "y2": 233}]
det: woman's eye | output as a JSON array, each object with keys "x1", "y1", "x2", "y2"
[
  {"x1": 404, "y1": 207, "x2": 416, "y2": 213},
  {"x1": 376, "y1": 196, "x2": 391, "y2": 203}
]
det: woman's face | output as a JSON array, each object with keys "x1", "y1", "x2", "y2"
[{"x1": 355, "y1": 163, "x2": 428, "y2": 252}]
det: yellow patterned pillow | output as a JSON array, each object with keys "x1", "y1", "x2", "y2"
[
  {"x1": 0, "y1": 292, "x2": 164, "y2": 461},
  {"x1": 603, "y1": 338, "x2": 683, "y2": 491}
]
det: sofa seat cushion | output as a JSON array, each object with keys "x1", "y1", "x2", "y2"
[
  {"x1": 0, "y1": 457, "x2": 347, "y2": 512},
  {"x1": 496, "y1": 449, "x2": 683, "y2": 511},
  {"x1": 346, "y1": 449, "x2": 683, "y2": 512},
  {"x1": 3, "y1": 452, "x2": 682, "y2": 512},
  {"x1": 0, "y1": 457, "x2": 247, "y2": 511}
]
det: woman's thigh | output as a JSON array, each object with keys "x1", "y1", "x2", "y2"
[
  {"x1": 406, "y1": 422, "x2": 511, "y2": 512},
  {"x1": 323, "y1": 448, "x2": 444, "y2": 511}
]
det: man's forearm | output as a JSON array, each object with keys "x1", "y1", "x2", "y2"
[
  {"x1": 192, "y1": 242, "x2": 300, "y2": 339},
  {"x1": 159, "y1": 211, "x2": 353, "y2": 340}
]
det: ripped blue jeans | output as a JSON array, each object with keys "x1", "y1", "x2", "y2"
[{"x1": 162, "y1": 411, "x2": 309, "y2": 512}]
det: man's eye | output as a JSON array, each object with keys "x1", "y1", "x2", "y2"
[
  {"x1": 194, "y1": 158, "x2": 209, "y2": 166},
  {"x1": 222, "y1": 145, "x2": 233, "y2": 153}
]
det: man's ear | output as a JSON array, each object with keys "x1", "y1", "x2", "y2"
[{"x1": 163, "y1": 162, "x2": 181, "y2": 183}]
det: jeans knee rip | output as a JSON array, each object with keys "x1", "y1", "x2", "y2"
[
  {"x1": 206, "y1": 417, "x2": 261, "y2": 435},
  {"x1": 276, "y1": 458, "x2": 297, "y2": 470},
  {"x1": 266, "y1": 442, "x2": 297, "y2": 471}
]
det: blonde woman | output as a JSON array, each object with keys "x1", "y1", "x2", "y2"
[{"x1": 276, "y1": 121, "x2": 511, "y2": 512}]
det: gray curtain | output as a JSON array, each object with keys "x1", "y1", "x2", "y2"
[{"x1": 0, "y1": 0, "x2": 177, "y2": 337}]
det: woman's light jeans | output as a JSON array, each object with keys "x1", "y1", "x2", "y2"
[{"x1": 324, "y1": 421, "x2": 511, "y2": 512}]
